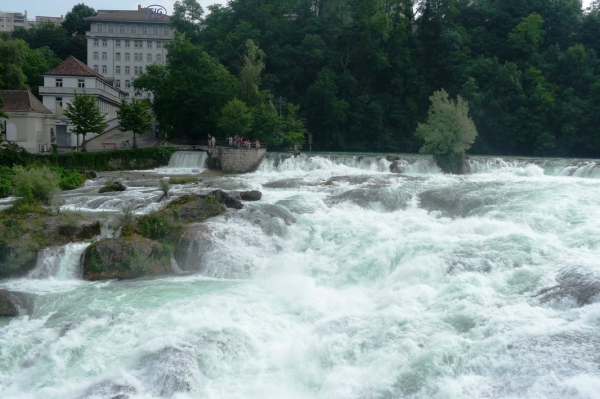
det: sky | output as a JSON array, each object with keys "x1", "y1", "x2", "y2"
[
  {"x1": 0, "y1": 0, "x2": 594, "y2": 20},
  {"x1": 0, "y1": 0, "x2": 227, "y2": 18}
]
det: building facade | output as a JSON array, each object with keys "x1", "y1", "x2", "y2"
[
  {"x1": 0, "y1": 10, "x2": 34, "y2": 32},
  {"x1": 84, "y1": 6, "x2": 174, "y2": 99},
  {"x1": 0, "y1": 90, "x2": 56, "y2": 153},
  {"x1": 39, "y1": 56, "x2": 124, "y2": 148}
]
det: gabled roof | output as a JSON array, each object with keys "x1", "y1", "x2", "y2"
[
  {"x1": 85, "y1": 8, "x2": 171, "y2": 23},
  {"x1": 0, "y1": 90, "x2": 52, "y2": 114},
  {"x1": 44, "y1": 56, "x2": 106, "y2": 79}
]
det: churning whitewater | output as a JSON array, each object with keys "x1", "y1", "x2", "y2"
[{"x1": 2, "y1": 153, "x2": 600, "y2": 399}]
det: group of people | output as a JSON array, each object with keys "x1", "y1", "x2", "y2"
[{"x1": 207, "y1": 134, "x2": 261, "y2": 149}]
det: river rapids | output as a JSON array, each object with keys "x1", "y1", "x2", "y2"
[{"x1": 2, "y1": 152, "x2": 600, "y2": 399}]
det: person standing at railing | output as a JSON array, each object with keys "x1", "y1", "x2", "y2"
[
  {"x1": 208, "y1": 133, "x2": 212, "y2": 146},
  {"x1": 255, "y1": 139, "x2": 260, "y2": 149},
  {"x1": 211, "y1": 135, "x2": 216, "y2": 147}
]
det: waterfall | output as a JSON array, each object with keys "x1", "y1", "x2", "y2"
[
  {"x1": 167, "y1": 151, "x2": 208, "y2": 169},
  {"x1": 27, "y1": 243, "x2": 90, "y2": 280}
]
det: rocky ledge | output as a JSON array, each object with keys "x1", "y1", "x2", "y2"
[{"x1": 0, "y1": 289, "x2": 20, "y2": 318}]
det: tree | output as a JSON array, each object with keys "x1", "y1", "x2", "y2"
[
  {"x1": 218, "y1": 99, "x2": 253, "y2": 139},
  {"x1": 238, "y1": 39, "x2": 266, "y2": 106},
  {"x1": 133, "y1": 34, "x2": 237, "y2": 139},
  {"x1": 117, "y1": 98, "x2": 154, "y2": 148},
  {"x1": 0, "y1": 95, "x2": 8, "y2": 119},
  {"x1": 171, "y1": 0, "x2": 205, "y2": 41},
  {"x1": 416, "y1": 89, "x2": 477, "y2": 173},
  {"x1": 278, "y1": 103, "x2": 308, "y2": 148},
  {"x1": 0, "y1": 38, "x2": 29, "y2": 90},
  {"x1": 62, "y1": 3, "x2": 98, "y2": 36},
  {"x1": 63, "y1": 92, "x2": 108, "y2": 151}
]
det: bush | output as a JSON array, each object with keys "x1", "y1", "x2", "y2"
[
  {"x1": 12, "y1": 166, "x2": 61, "y2": 205},
  {"x1": 0, "y1": 166, "x2": 14, "y2": 198},
  {"x1": 50, "y1": 167, "x2": 86, "y2": 190},
  {"x1": 138, "y1": 212, "x2": 173, "y2": 240}
]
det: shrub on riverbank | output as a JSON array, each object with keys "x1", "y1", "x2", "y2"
[{"x1": 12, "y1": 166, "x2": 61, "y2": 205}]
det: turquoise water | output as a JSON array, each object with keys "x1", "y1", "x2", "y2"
[{"x1": 1, "y1": 153, "x2": 600, "y2": 398}]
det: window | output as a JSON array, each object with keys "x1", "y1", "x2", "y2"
[
  {"x1": 135, "y1": 40, "x2": 142, "y2": 48},
  {"x1": 97, "y1": 24, "x2": 103, "y2": 32},
  {"x1": 134, "y1": 53, "x2": 139, "y2": 62},
  {"x1": 147, "y1": 92, "x2": 152, "y2": 98},
  {"x1": 125, "y1": 40, "x2": 130, "y2": 48},
  {"x1": 147, "y1": 41, "x2": 152, "y2": 49},
  {"x1": 78, "y1": 79, "x2": 85, "y2": 88},
  {"x1": 93, "y1": 39, "x2": 98, "y2": 47},
  {"x1": 147, "y1": 53, "x2": 152, "y2": 62},
  {"x1": 102, "y1": 52, "x2": 107, "y2": 60},
  {"x1": 125, "y1": 80, "x2": 131, "y2": 88},
  {"x1": 125, "y1": 53, "x2": 130, "y2": 61},
  {"x1": 116, "y1": 80, "x2": 121, "y2": 88},
  {"x1": 116, "y1": 65, "x2": 121, "y2": 74},
  {"x1": 56, "y1": 97, "x2": 62, "y2": 107},
  {"x1": 55, "y1": 78, "x2": 62, "y2": 87},
  {"x1": 156, "y1": 54, "x2": 162, "y2": 62},
  {"x1": 163, "y1": 26, "x2": 170, "y2": 35},
  {"x1": 115, "y1": 40, "x2": 121, "y2": 48},
  {"x1": 108, "y1": 24, "x2": 113, "y2": 33},
  {"x1": 130, "y1": 25, "x2": 136, "y2": 34},
  {"x1": 119, "y1": 24, "x2": 125, "y2": 33},
  {"x1": 125, "y1": 66, "x2": 130, "y2": 75},
  {"x1": 156, "y1": 41, "x2": 162, "y2": 49},
  {"x1": 94, "y1": 65, "x2": 98, "y2": 72},
  {"x1": 102, "y1": 65, "x2": 107, "y2": 74},
  {"x1": 153, "y1": 26, "x2": 158, "y2": 34},
  {"x1": 93, "y1": 51, "x2": 99, "y2": 60},
  {"x1": 142, "y1": 25, "x2": 147, "y2": 34},
  {"x1": 102, "y1": 39, "x2": 107, "y2": 47},
  {"x1": 135, "y1": 91, "x2": 142, "y2": 98},
  {"x1": 134, "y1": 66, "x2": 139, "y2": 75},
  {"x1": 116, "y1": 52, "x2": 121, "y2": 61},
  {"x1": 124, "y1": 92, "x2": 130, "y2": 97}
]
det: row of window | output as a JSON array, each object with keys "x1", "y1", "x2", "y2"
[
  {"x1": 96, "y1": 24, "x2": 171, "y2": 35},
  {"x1": 93, "y1": 52, "x2": 163, "y2": 63},
  {"x1": 93, "y1": 39, "x2": 164, "y2": 49},
  {"x1": 93, "y1": 65, "x2": 148, "y2": 76},
  {"x1": 55, "y1": 78, "x2": 86, "y2": 88}
]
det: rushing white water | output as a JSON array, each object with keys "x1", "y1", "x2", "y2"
[
  {"x1": 2, "y1": 153, "x2": 600, "y2": 399},
  {"x1": 147, "y1": 150, "x2": 209, "y2": 175},
  {"x1": 27, "y1": 243, "x2": 90, "y2": 280}
]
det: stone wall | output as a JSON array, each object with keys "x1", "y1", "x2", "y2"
[{"x1": 219, "y1": 147, "x2": 267, "y2": 173}]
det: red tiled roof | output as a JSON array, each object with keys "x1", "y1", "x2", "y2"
[
  {"x1": 0, "y1": 90, "x2": 52, "y2": 114},
  {"x1": 44, "y1": 56, "x2": 106, "y2": 79}
]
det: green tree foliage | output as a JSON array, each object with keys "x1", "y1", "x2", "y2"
[
  {"x1": 0, "y1": 95, "x2": 7, "y2": 119},
  {"x1": 62, "y1": 3, "x2": 98, "y2": 36},
  {"x1": 171, "y1": 0, "x2": 205, "y2": 41},
  {"x1": 239, "y1": 39, "x2": 266, "y2": 106},
  {"x1": 117, "y1": 99, "x2": 154, "y2": 148},
  {"x1": 416, "y1": 89, "x2": 477, "y2": 173},
  {"x1": 63, "y1": 92, "x2": 108, "y2": 151},
  {"x1": 218, "y1": 99, "x2": 253, "y2": 138},
  {"x1": 12, "y1": 166, "x2": 60, "y2": 205},
  {"x1": 0, "y1": 38, "x2": 28, "y2": 90},
  {"x1": 133, "y1": 34, "x2": 237, "y2": 139}
]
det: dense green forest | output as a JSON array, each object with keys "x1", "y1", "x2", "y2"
[
  {"x1": 173, "y1": 0, "x2": 600, "y2": 156},
  {"x1": 2, "y1": 1, "x2": 600, "y2": 156}
]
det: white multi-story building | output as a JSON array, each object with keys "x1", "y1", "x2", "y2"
[
  {"x1": 84, "y1": 5, "x2": 174, "y2": 99},
  {"x1": 39, "y1": 56, "x2": 124, "y2": 147}
]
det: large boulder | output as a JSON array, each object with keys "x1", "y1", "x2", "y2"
[
  {"x1": 389, "y1": 160, "x2": 405, "y2": 174},
  {"x1": 386, "y1": 154, "x2": 400, "y2": 162},
  {"x1": 238, "y1": 190, "x2": 262, "y2": 201},
  {"x1": 0, "y1": 289, "x2": 19, "y2": 317},
  {"x1": 174, "y1": 224, "x2": 214, "y2": 272},
  {"x1": 83, "y1": 236, "x2": 170, "y2": 280},
  {"x1": 99, "y1": 181, "x2": 127, "y2": 193},
  {"x1": 208, "y1": 189, "x2": 243, "y2": 209}
]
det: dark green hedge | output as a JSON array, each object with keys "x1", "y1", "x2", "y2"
[{"x1": 46, "y1": 147, "x2": 178, "y2": 170}]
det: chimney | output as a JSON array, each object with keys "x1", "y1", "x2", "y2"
[{"x1": 138, "y1": 5, "x2": 142, "y2": 10}]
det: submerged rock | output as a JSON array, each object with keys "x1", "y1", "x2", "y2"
[
  {"x1": 0, "y1": 289, "x2": 19, "y2": 317},
  {"x1": 535, "y1": 266, "x2": 600, "y2": 307},
  {"x1": 238, "y1": 190, "x2": 262, "y2": 201},
  {"x1": 83, "y1": 236, "x2": 170, "y2": 280},
  {"x1": 78, "y1": 380, "x2": 136, "y2": 399},
  {"x1": 138, "y1": 347, "x2": 202, "y2": 397},
  {"x1": 389, "y1": 160, "x2": 405, "y2": 174}
]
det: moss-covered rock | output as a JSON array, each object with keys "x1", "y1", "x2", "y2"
[
  {"x1": 83, "y1": 235, "x2": 171, "y2": 280},
  {"x1": 99, "y1": 181, "x2": 127, "y2": 193},
  {"x1": 239, "y1": 190, "x2": 262, "y2": 201},
  {"x1": 0, "y1": 207, "x2": 101, "y2": 278}
]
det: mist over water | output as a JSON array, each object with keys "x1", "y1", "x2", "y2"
[{"x1": 2, "y1": 153, "x2": 600, "y2": 398}]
